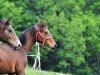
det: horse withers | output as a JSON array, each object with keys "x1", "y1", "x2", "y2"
[
  {"x1": 0, "y1": 17, "x2": 22, "y2": 49},
  {"x1": 0, "y1": 21, "x2": 56, "y2": 75}
]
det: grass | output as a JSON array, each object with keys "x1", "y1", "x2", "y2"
[{"x1": 25, "y1": 67, "x2": 71, "y2": 75}]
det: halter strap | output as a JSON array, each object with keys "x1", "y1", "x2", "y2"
[{"x1": 34, "y1": 26, "x2": 52, "y2": 46}]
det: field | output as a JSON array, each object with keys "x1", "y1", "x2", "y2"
[{"x1": 25, "y1": 67, "x2": 70, "y2": 75}]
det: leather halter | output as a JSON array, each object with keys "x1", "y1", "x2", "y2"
[{"x1": 34, "y1": 26, "x2": 52, "y2": 46}]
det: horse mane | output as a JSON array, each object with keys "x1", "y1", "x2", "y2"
[
  {"x1": 19, "y1": 34, "x2": 26, "y2": 45},
  {"x1": 18, "y1": 26, "x2": 35, "y2": 45}
]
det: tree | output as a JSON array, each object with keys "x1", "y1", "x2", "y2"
[{"x1": 0, "y1": 0, "x2": 99, "y2": 74}]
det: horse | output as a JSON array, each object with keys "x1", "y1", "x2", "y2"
[
  {"x1": 0, "y1": 17, "x2": 21, "y2": 49},
  {"x1": 0, "y1": 21, "x2": 57, "y2": 75}
]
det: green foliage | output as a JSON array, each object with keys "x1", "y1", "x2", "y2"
[{"x1": 0, "y1": 0, "x2": 100, "y2": 75}]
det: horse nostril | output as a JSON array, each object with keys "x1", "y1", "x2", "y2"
[
  {"x1": 54, "y1": 44, "x2": 57, "y2": 49},
  {"x1": 18, "y1": 44, "x2": 21, "y2": 47},
  {"x1": 55, "y1": 44, "x2": 57, "y2": 47}
]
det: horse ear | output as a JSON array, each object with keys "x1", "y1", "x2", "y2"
[
  {"x1": 6, "y1": 17, "x2": 12, "y2": 25},
  {"x1": 38, "y1": 21, "x2": 46, "y2": 28}
]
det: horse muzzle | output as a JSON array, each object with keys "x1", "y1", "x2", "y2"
[
  {"x1": 49, "y1": 43, "x2": 57, "y2": 49},
  {"x1": 11, "y1": 43, "x2": 22, "y2": 50}
]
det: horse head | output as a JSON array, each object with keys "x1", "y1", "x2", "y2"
[
  {"x1": 0, "y1": 17, "x2": 22, "y2": 49},
  {"x1": 34, "y1": 21, "x2": 57, "y2": 49}
]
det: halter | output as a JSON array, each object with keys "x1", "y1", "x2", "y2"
[{"x1": 34, "y1": 26, "x2": 52, "y2": 46}]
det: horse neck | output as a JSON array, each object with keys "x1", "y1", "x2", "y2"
[
  {"x1": 19, "y1": 31, "x2": 35, "y2": 54},
  {"x1": 0, "y1": 33, "x2": 5, "y2": 42}
]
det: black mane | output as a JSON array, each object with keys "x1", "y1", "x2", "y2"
[
  {"x1": 19, "y1": 34, "x2": 26, "y2": 45},
  {"x1": 18, "y1": 26, "x2": 35, "y2": 45}
]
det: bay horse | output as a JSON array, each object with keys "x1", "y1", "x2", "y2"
[
  {"x1": 0, "y1": 17, "x2": 21, "y2": 49},
  {"x1": 0, "y1": 21, "x2": 57, "y2": 75}
]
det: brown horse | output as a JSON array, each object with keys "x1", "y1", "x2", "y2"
[
  {"x1": 0, "y1": 17, "x2": 21, "y2": 49},
  {"x1": 0, "y1": 21, "x2": 57, "y2": 75}
]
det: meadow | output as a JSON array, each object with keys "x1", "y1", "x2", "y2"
[{"x1": 25, "y1": 67, "x2": 70, "y2": 75}]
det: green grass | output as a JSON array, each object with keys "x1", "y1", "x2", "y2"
[{"x1": 25, "y1": 67, "x2": 71, "y2": 75}]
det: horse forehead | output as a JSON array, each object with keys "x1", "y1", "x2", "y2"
[
  {"x1": 44, "y1": 28, "x2": 52, "y2": 37},
  {"x1": 43, "y1": 27, "x2": 49, "y2": 32},
  {"x1": 7, "y1": 25, "x2": 11, "y2": 29},
  {"x1": 9, "y1": 25, "x2": 13, "y2": 29},
  {"x1": 8, "y1": 26, "x2": 15, "y2": 32}
]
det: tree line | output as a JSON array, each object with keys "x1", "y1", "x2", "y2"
[{"x1": 0, "y1": 0, "x2": 100, "y2": 75}]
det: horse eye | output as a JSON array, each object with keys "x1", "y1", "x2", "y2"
[
  {"x1": 8, "y1": 30, "x2": 12, "y2": 32},
  {"x1": 45, "y1": 32, "x2": 48, "y2": 34}
]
